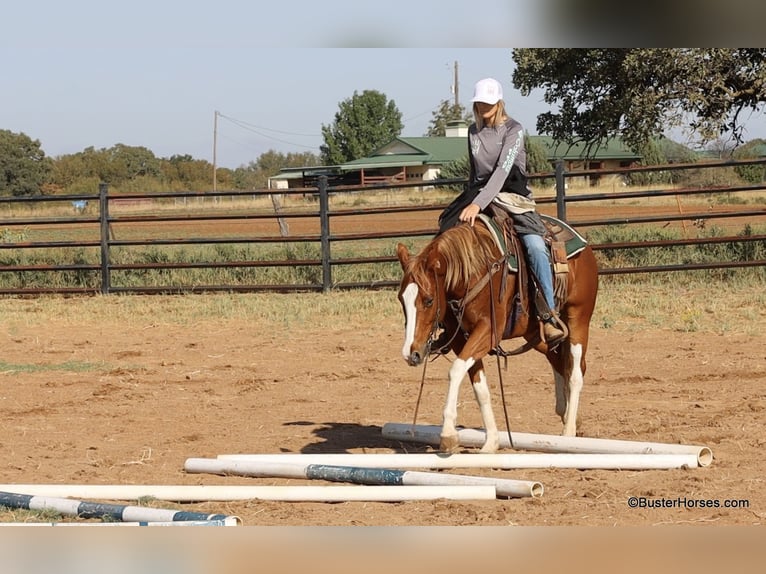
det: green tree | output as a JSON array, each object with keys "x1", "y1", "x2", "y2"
[
  {"x1": 630, "y1": 138, "x2": 669, "y2": 186},
  {"x1": 425, "y1": 99, "x2": 472, "y2": 137},
  {"x1": 320, "y1": 90, "x2": 403, "y2": 164},
  {"x1": 52, "y1": 144, "x2": 160, "y2": 189},
  {"x1": 231, "y1": 150, "x2": 320, "y2": 189},
  {"x1": 0, "y1": 130, "x2": 53, "y2": 196},
  {"x1": 107, "y1": 144, "x2": 161, "y2": 181},
  {"x1": 526, "y1": 136, "x2": 551, "y2": 175},
  {"x1": 512, "y1": 48, "x2": 766, "y2": 152},
  {"x1": 732, "y1": 139, "x2": 766, "y2": 183},
  {"x1": 438, "y1": 154, "x2": 470, "y2": 191},
  {"x1": 160, "y1": 155, "x2": 214, "y2": 190}
]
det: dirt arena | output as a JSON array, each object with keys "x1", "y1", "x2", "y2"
[{"x1": 0, "y1": 288, "x2": 764, "y2": 527}]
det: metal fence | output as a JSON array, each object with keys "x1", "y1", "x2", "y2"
[{"x1": 0, "y1": 158, "x2": 764, "y2": 296}]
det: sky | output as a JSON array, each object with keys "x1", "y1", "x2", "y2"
[{"x1": 3, "y1": 1, "x2": 765, "y2": 170}]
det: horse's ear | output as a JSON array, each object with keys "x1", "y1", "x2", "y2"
[{"x1": 396, "y1": 243, "x2": 410, "y2": 270}]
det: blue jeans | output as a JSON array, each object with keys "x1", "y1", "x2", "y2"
[{"x1": 520, "y1": 233, "x2": 556, "y2": 317}]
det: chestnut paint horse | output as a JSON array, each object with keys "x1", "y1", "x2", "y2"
[{"x1": 396, "y1": 219, "x2": 599, "y2": 452}]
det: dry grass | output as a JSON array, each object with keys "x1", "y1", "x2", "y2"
[{"x1": 1, "y1": 277, "x2": 763, "y2": 336}]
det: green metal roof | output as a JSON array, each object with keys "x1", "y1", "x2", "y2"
[
  {"x1": 533, "y1": 136, "x2": 640, "y2": 160},
  {"x1": 392, "y1": 137, "x2": 468, "y2": 161},
  {"x1": 339, "y1": 137, "x2": 468, "y2": 171},
  {"x1": 338, "y1": 135, "x2": 640, "y2": 172},
  {"x1": 279, "y1": 135, "x2": 647, "y2": 179},
  {"x1": 339, "y1": 155, "x2": 430, "y2": 171}
]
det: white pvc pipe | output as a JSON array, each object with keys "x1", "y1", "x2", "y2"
[
  {"x1": 184, "y1": 458, "x2": 542, "y2": 498},
  {"x1": 0, "y1": 484, "x2": 496, "y2": 502},
  {"x1": 381, "y1": 423, "x2": 714, "y2": 467},
  {"x1": 215, "y1": 452, "x2": 699, "y2": 470}
]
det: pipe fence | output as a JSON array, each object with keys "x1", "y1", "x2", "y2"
[{"x1": 0, "y1": 158, "x2": 763, "y2": 295}]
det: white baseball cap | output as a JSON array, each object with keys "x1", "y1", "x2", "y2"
[{"x1": 471, "y1": 78, "x2": 503, "y2": 105}]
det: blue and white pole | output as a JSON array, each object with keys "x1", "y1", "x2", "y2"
[
  {"x1": 184, "y1": 458, "x2": 542, "y2": 498},
  {"x1": 0, "y1": 491, "x2": 240, "y2": 525}
]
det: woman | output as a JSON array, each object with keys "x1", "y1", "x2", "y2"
[{"x1": 438, "y1": 77, "x2": 565, "y2": 344}]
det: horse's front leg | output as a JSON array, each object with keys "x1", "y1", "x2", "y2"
[
  {"x1": 440, "y1": 356, "x2": 474, "y2": 452},
  {"x1": 469, "y1": 362, "x2": 500, "y2": 453},
  {"x1": 440, "y1": 320, "x2": 495, "y2": 452}
]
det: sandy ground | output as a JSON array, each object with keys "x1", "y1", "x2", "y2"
[{"x1": 1, "y1": 300, "x2": 764, "y2": 527}]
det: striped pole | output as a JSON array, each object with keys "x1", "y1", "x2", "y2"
[
  {"x1": 0, "y1": 491, "x2": 240, "y2": 525},
  {"x1": 381, "y1": 423, "x2": 714, "y2": 467},
  {"x1": 2, "y1": 519, "x2": 235, "y2": 527},
  {"x1": 184, "y1": 458, "x2": 542, "y2": 498}
]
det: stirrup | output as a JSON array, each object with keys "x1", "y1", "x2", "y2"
[{"x1": 540, "y1": 313, "x2": 568, "y2": 347}]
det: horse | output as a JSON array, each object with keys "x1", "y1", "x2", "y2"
[{"x1": 396, "y1": 217, "x2": 599, "y2": 453}]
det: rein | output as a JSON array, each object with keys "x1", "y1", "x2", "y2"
[{"x1": 470, "y1": 224, "x2": 515, "y2": 449}]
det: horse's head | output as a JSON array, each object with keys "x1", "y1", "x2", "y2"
[{"x1": 396, "y1": 242, "x2": 446, "y2": 366}]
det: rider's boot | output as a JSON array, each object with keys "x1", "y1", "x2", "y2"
[{"x1": 543, "y1": 317, "x2": 566, "y2": 344}]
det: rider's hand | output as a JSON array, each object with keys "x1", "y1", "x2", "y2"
[{"x1": 458, "y1": 203, "x2": 481, "y2": 226}]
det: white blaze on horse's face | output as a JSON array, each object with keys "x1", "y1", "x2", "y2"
[{"x1": 400, "y1": 281, "x2": 418, "y2": 361}]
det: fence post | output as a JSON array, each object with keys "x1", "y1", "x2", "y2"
[
  {"x1": 318, "y1": 176, "x2": 332, "y2": 292},
  {"x1": 555, "y1": 160, "x2": 567, "y2": 221},
  {"x1": 99, "y1": 183, "x2": 111, "y2": 295}
]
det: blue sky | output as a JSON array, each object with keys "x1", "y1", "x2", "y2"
[{"x1": 3, "y1": 1, "x2": 765, "y2": 169}]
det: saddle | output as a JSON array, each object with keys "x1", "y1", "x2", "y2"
[
  {"x1": 431, "y1": 209, "x2": 588, "y2": 355},
  {"x1": 481, "y1": 206, "x2": 587, "y2": 340}
]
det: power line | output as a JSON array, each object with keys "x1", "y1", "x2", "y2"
[
  {"x1": 217, "y1": 113, "x2": 321, "y2": 150},
  {"x1": 218, "y1": 113, "x2": 321, "y2": 137}
]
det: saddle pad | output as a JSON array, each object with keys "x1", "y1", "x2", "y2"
[
  {"x1": 540, "y1": 214, "x2": 588, "y2": 257},
  {"x1": 476, "y1": 214, "x2": 518, "y2": 272},
  {"x1": 476, "y1": 213, "x2": 588, "y2": 272}
]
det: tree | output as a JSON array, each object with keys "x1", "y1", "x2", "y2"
[
  {"x1": 512, "y1": 48, "x2": 766, "y2": 152},
  {"x1": 0, "y1": 129, "x2": 53, "y2": 196},
  {"x1": 732, "y1": 138, "x2": 766, "y2": 183},
  {"x1": 160, "y1": 154, "x2": 214, "y2": 190},
  {"x1": 107, "y1": 144, "x2": 161, "y2": 181},
  {"x1": 231, "y1": 150, "x2": 320, "y2": 189},
  {"x1": 526, "y1": 136, "x2": 551, "y2": 175},
  {"x1": 320, "y1": 90, "x2": 403, "y2": 165},
  {"x1": 704, "y1": 137, "x2": 737, "y2": 160},
  {"x1": 425, "y1": 99, "x2": 472, "y2": 137},
  {"x1": 438, "y1": 155, "x2": 470, "y2": 191}
]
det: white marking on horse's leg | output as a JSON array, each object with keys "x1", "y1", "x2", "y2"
[
  {"x1": 562, "y1": 343, "x2": 584, "y2": 436},
  {"x1": 471, "y1": 370, "x2": 499, "y2": 453},
  {"x1": 440, "y1": 357, "x2": 474, "y2": 452},
  {"x1": 400, "y1": 282, "x2": 418, "y2": 361}
]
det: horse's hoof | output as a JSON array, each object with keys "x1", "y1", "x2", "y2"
[
  {"x1": 439, "y1": 435, "x2": 459, "y2": 453},
  {"x1": 479, "y1": 442, "x2": 499, "y2": 454}
]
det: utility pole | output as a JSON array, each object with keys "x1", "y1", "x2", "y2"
[
  {"x1": 212, "y1": 110, "x2": 218, "y2": 192},
  {"x1": 453, "y1": 61, "x2": 459, "y2": 108}
]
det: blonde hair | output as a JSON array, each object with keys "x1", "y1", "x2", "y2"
[{"x1": 473, "y1": 99, "x2": 507, "y2": 130}]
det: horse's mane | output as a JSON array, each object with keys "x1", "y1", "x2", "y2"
[{"x1": 406, "y1": 224, "x2": 496, "y2": 293}]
